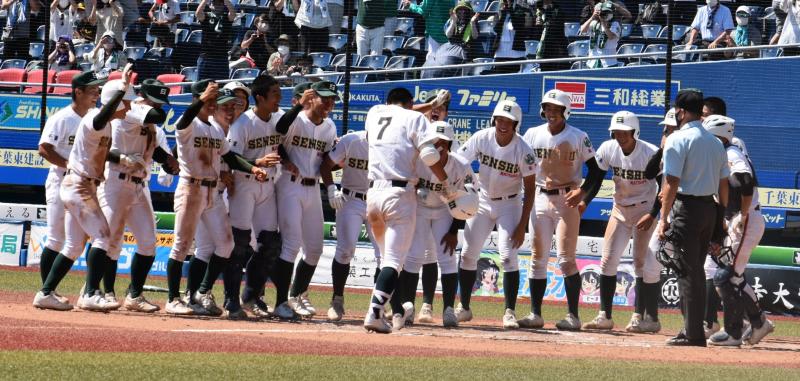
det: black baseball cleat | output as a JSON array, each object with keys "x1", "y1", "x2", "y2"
[{"x1": 666, "y1": 334, "x2": 707, "y2": 347}]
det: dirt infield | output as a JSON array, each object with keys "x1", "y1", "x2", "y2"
[{"x1": 2, "y1": 291, "x2": 799, "y2": 366}]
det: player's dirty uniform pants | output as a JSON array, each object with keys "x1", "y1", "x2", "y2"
[
  {"x1": 194, "y1": 187, "x2": 229, "y2": 262},
  {"x1": 59, "y1": 172, "x2": 111, "y2": 260},
  {"x1": 44, "y1": 167, "x2": 67, "y2": 252},
  {"x1": 366, "y1": 181, "x2": 417, "y2": 271},
  {"x1": 333, "y1": 196, "x2": 380, "y2": 265},
  {"x1": 277, "y1": 175, "x2": 324, "y2": 266},
  {"x1": 169, "y1": 177, "x2": 233, "y2": 261},
  {"x1": 600, "y1": 200, "x2": 661, "y2": 283},
  {"x1": 406, "y1": 205, "x2": 457, "y2": 274},
  {"x1": 460, "y1": 194, "x2": 522, "y2": 272},
  {"x1": 98, "y1": 169, "x2": 157, "y2": 260},
  {"x1": 530, "y1": 188, "x2": 580, "y2": 279},
  {"x1": 229, "y1": 172, "x2": 278, "y2": 234},
  {"x1": 703, "y1": 209, "x2": 765, "y2": 279}
]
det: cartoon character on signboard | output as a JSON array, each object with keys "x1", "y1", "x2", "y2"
[
  {"x1": 580, "y1": 264, "x2": 601, "y2": 295},
  {"x1": 474, "y1": 257, "x2": 500, "y2": 296},
  {"x1": 615, "y1": 265, "x2": 636, "y2": 305}
]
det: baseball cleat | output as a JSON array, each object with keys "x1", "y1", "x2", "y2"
[
  {"x1": 402, "y1": 302, "x2": 415, "y2": 326},
  {"x1": 299, "y1": 292, "x2": 317, "y2": 316},
  {"x1": 517, "y1": 312, "x2": 545, "y2": 329},
  {"x1": 442, "y1": 306, "x2": 458, "y2": 328},
  {"x1": 364, "y1": 311, "x2": 392, "y2": 334},
  {"x1": 273, "y1": 302, "x2": 298, "y2": 320},
  {"x1": 583, "y1": 311, "x2": 614, "y2": 330},
  {"x1": 418, "y1": 303, "x2": 434, "y2": 323},
  {"x1": 226, "y1": 308, "x2": 248, "y2": 320},
  {"x1": 103, "y1": 292, "x2": 122, "y2": 311},
  {"x1": 626, "y1": 313, "x2": 661, "y2": 333},
  {"x1": 241, "y1": 298, "x2": 271, "y2": 318},
  {"x1": 744, "y1": 315, "x2": 775, "y2": 345},
  {"x1": 704, "y1": 321, "x2": 720, "y2": 339},
  {"x1": 194, "y1": 291, "x2": 223, "y2": 316},
  {"x1": 555, "y1": 313, "x2": 582, "y2": 331},
  {"x1": 123, "y1": 294, "x2": 160, "y2": 313},
  {"x1": 287, "y1": 296, "x2": 313, "y2": 318},
  {"x1": 455, "y1": 303, "x2": 473, "y2": 323},
  {"x1": 33, "y1": 291, "x2": 73, "y2": 311},
  {"x1": 392, "y1": 313, "x2": 406, "y2": 332},
  {"x1": 79, "y1": 290, "x2": 112, "y2": 312},
  {"x1": 52, "y1": 291, "x2": 69, "y2": 305},
  {"x1": 327, "y1": 295, "x2": 345, "y2": 321},
  {"x1": 707, "y1": 330, "x2": 742, "y2": 347},
  {"x1": 165, "y1": 297, "x2": 194, "y2": 315},
  {"x1": 502, "y1": 309, "x2": 519, "y2": 330}
]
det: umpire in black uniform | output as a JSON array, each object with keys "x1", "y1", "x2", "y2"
[{"x1": 657, "y1": 89, "x2": 730, "y2": 347}]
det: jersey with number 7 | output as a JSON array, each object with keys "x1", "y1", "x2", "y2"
[{"x1": 366, "y1": 104, "x2": 434, "y2": 182}]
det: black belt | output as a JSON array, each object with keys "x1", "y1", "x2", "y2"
[
  {"x1": 243, "y1": 173, "x2": 271, "y2": 181},
  {"x1": 118, "y1": 172, "x2": 144, "y2": 184},
  {"x1": 369, "y1": 180, "x2": 408, "y2": 188},
  {"x1": 187, "y1": 177, "x2": 218, "y2": 188},
  {"x1": 491, "y1": 193, "x2": 518, "y2": 201},
  {"x1": 540, "y1": 187, "x2": 571, "y2": 195},
  {"x1": 676, "y1": 193, "x2": 715, "y2": 203},
  {"x1": 66, "y1": 169, "x2": 101, "y2": 186},
  {"x1": 291, "y1": 175, "x2": 317, "y2": 186},
  {"x1": 343, "y1": 188, "x2": 366, "y2": 201},
  {"x1": 619, "y1": 200, "x2": 648, "y2": 207}
]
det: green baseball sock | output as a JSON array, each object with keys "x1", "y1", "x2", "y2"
[
  {"x1": 166, "y1": 258, "x2": 184, "y2": 301},
  {"x1": 41, "y1": 254, "x2": 74, "y2": 295},
  {"x1": 421, "y1": 263, "x2": 438, "y2": 305},
  {"x1": 103, "y1": 255, "x2": 118, "y2": 295},
  {"x1": 600, "y1": 274, "x2": 616, "y2": 318},
  {"x1": 129, "y1": 253, "x2": 155, "y2": 298},
  {"x1": 39, "y1": 247, "x2": 59, "y2": 284},
  {"x1": 458, "y1": 268, "x2": 477, "y2": 310},
  {"x1": 85, "y1": 247, "x2": 108, "y2": 295}
]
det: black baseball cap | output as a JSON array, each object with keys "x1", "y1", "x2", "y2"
[
  {"x1": 140, "y1": 79, "x2": 171, "y2": 105},
  {"x1": 293, "y1": 82, "x2": 312, "y2": 99},
  {"x1": 191, "y1": 79, "x2": 214, "y2": 97},
  {"x1": 675, "y1": 88, "x2": 704, "y2": 115},
  {"x1": 72, "y1": 71, "x2": 106, "y2": 88},
  {"x1": 311, "y1": 80, "x2": 340, "y2": 100},
  {"x1": 217, "y1": 88, "x2": 237, "y2": 104}
]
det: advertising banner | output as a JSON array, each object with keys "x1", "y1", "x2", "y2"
[{"x1": 0, "y1": 221, "x2": 23, "y2": 266}]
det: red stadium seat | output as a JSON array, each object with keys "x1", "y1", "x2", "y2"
[
  {"x1": 156, "y1": 74, "x2": 185, "y2": 95},
  {"x1": 22, "y1": 70, "x2": 56, "y2": 94},
  {"x1": 0, "y1": 68, "x2": 26, "y2": 92},
  {"x1": 52, "y1": 70, "x2": 82, "y2": 95},
  {"x1": 107, "y1": 70, "x2": 138, "y2": 84}
]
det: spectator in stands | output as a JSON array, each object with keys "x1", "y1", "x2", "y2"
[
  {"x1": 384, "y1": 0, "x2": 399, "y2": 35},
  {"x1": 770, "y1": 0, "x2": 787, "y2": 44},
  {"x1": 90, "y1": 0, "x2": 125, "y2": 45},
  {"x1": 48, "y1": 35, "x2": 77, "y2": 71},
  {"x1": 89, "y1": 31, "x2": 127, "y2": 77},
  {"x1": 777, "y1": 0, "x2": 800, "y2": 55},
  {"x1": 50, "y1": 0, "x2": 78, "y2": 46},
  {"x1": 270, "y1": 0, "x2": 300, "y2": 45},
  {"x1": 581, "y1": 0, "x2": 631, "y2": 24},
  {"x1": 490, "y1": 0, "x2": 534, "y2": 73},
  {"x1": 293, "y1": 0, "x2": 332, "y2": 54},
  {"x1": 119, "y1": 0, "x2": 140, "y2": 30},
  {"x1": 267, "y1": 34, "x2": 296, "y2": 75},
  {"x1": 355, "y1": 0, "x2": 386, "y2": 57},
  {"x1": 2, "y1": 0, "x2": 33, "y2": 60},
  {"x1": 532, "y1": 0, "x2": 568, "y2": 71},
  {"x1": 686, "y1": 0, "x2": 734, "y2": 60},
  {"x1": 241, "y1": 13, "x2": 278, "y2": 69},
  {"x1": 581, "y1": 1, "x2": 621, "y2": 68},
  {"x1": 724, "y1": 6, "x2": 761, "y2": 58},
  {"x1": 404, "y1": 0, "x2": 452, "y2": 66},
  {"x1": 148, "y1": 0, "x2": 179, "y2": 48},
  {"x1": 196, "y1": 0, "x2": 236, "y2": 80},
  {"x1": 327, "y1": 0, "x2": 343, "y2": 34},
  {"x1": 422, "y1": 1, "x2": 478, "y2": 78}
]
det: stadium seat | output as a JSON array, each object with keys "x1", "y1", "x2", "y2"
[
  {"x1": 357, "y1": 54, "x2": 388, "y2": 70},
  {"x1": 385, "y1": 55, "x2": 414, "y2": 69},
  {"x1": 658, "y1": 24, "x2": 690, "y2": 41},
  {"x1": 330, "y1": 53, "x2": 360, "y2": 70},
  {"x1": 146, "y1": 47, "x2": 173, "y2": 58},
  {"x1": 29, "y1": 42, "x2": 45, "y2": 59},
  {"x1": 403, "y1": 36, "x2": 424, "y2": 51},
  {"x1": 74, "y1": 43, "x2": 95, "y2": 58},
  {"x1": 309, "y1": 52, "x2": 333, "y2": 69},
  {"x1": 567, "y1": 40, "x2": 590, "y2": 57},
  {"x1": 626, "y1": 61, "x2": 654, "y2": 66},
  {"x1": 395, "y1": 17, "x2": 415, "y2": 36},
  {"x1": 234, "y1": 13, "x2": 255, "y2": 28},
  {"x1": 37, "y1": 25, "x2": 45, "y2": 41},
  {"x1": 156, "y1": 74, "x2": 186, "y2": 94},
  {"x1": 519, "y1": 62, "x2": 539, "y2": 73},
  {"x1": 470, "y1": 0, "x2": 488, "y2": 12},
  {"x1": 231, "y1": 68, "x2": 260, "y2": 80},
  {"x1": 187, "y1": 30, "x2": 203, "y2": 44},
  {"x1": 641, "y1": 24, "x2": 662, "y2": 39},
  {"x1": 328, "y1": 34, "x2": 348, "y2": 52},
  {"x1": 760, "y1": 47, "x2": 783, "y2": 58},
  {"x1": 125, "y1": 46, "x2": 148, "y2": 61},
  {"x1": 180, "y1": 66, "x2": 199, "y2": 82},
  {"x1": 108, "y1": 70, "x2": 139, "y2": 84},
  {"x1": 337, "y1": 72, "x2": 368, "y2": 84},
  {"x1": 0, "y1": 68, "x2": 25, "y2": 91},
  {"x1": 79, "y1": 62, "x2": 93, "y2": 72},
  {"x1": 642, "y1": 44, "x2": 667, "y2": 63},
  {"x1": 52, "y1": 70, "x2": 81, "y2": 95},
  {"x1": 620, "y1": 23, "x2": 633, "y2": 38},
  {"x1": 0, "y1": 59, "x2": 26, "y2": 70},
  {"x1": 22, "y1": 69, "x2": 55, "y2": 94},
  {"x1": 564, "y1": 22, "x2": 581, "y2": 38},
  {"x1": 524, "y1": 40, "x2": 540, "y2": 57},
  {"x1": 175, "y1": 28, "x2": 190, "y2": 44},
  {"x1": 467, "y1": 57, "x2": 494, "y2": 76},
  {"x1": 383, "y1": 36, "x2": 405, "y2": 53},
  {"x1": 617, "y1": 43, "x2": 644, "y2": 63},
  {"x1": 179, "y1": 11, "x2": 197, "y2": 26},
  {"x1": 485, "y1": 1, "x2": 500, "y2": 12},
  {"x1": 570, "y1": 61, "x2": 585, "y2": 70},
  {"x1": 477, "y1": 20, "x2": 496, "y2": 36},
  {"x1": 672, "y1": 44, "x2": 697, "y2": 62}
]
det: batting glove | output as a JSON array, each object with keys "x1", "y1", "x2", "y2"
[
  {"x1": 431, "y1": 89, "x2": 451, "y2": 109},
  {"x1": 157, "y1": 171, "x2": 173, "y2": 187},
  {"x1": 120, "y1": 153, "x2": 147, "y2": 172},
  {"x1": 327, "y1": 184, "x2": 345, "y2": 209}
]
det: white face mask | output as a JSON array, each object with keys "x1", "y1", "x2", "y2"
[
  {"x1": 736, "y1": 16, "x2": 749, "y2": 25},
  {"x1": 277, "y1": 45, "x2": 289, "y2": 55},
  {"x1": 59, "y1": 0, "x2": 69, "y2": 8},
  {"x1": 706, "y1": 0, "x2": 718, "y2": 7}
]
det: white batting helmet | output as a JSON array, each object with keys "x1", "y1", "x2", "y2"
[
  {"x1": 540, "y1": 89, "x2": 571, "y2": 120},
  {"x1": 447, "y1": 189, "x2": 479, "y2": 220},
  {"x1": 659, "y1": 107, "x2": 678, "y2": 126},
  {"x1": 608, "y1": 111, "x2": 640, "y2": 139},
  {"x1": 702, "y1": 114, "x2": 735, "y2": 142},
  {"x1": 492, "y1": 100, "x2": 522, "y2": 128},
  {"x1": 431, "y1": 121, "x2": 460, "y2": 151}
]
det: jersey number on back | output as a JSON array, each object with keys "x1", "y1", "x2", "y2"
[{"x1": 376, "y1": 117, "x2": 393, "y2": 140}]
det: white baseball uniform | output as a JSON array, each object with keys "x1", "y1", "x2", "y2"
[
  {"x1": 523, "y1": 123, "x2": 594, "y2": 278},
  {"x1": 366, "y1": 104, "x2": 435, "y2": 271},
  {"x1": 328, "y1": 130, "x2": 381, "y2": 265},
  {"x1": 98, "y1": 103, "x2": 158, "y2": 260},
  {"x1": 458, "y1": 127, "x2": 537, "y2": 273},
  {"x1": 193, "y1": 150, "x2": 230, "y2": 262},
  {"x1": 227, "y1": 108, "x2": 285, "y2": 235},
  {"x1": 169, "y1": 116, "x2": 234, "y2": 262},
  {"x1": 406, "y1": 152, "x2": 475, "y2": 274},
  {"x1": 39, "y1": 106, "x2": 82, "y2": 253},
  {"x1": 59, "y1": 109, "x2": 113, "y2": 260},
  {"x1": 276, "y1": 111, "x2": 337, "y2": 266},
  {"x1": 595, "y1": 138, "x2": 662, "y2": 283}
]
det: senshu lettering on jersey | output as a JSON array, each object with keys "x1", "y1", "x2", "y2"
[
  {"x1": 290, "y1": 135, "x2": 329, "y2": 152},
  {"x1": 246, "y1": 135, "x2": 282, "y2": 149}
]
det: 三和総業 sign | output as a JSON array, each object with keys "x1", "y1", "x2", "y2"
[{"x1": 542, "y1": 76, "x2": 680, "y2": 118}]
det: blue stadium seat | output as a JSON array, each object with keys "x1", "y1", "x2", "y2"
[
  {"x1": 641, "y1": 24, "x2": 662, "y2": 39},
  {"x1": 328, "y1": 34, "x2": 348, "y2": 52},
  {"x1": 658, "y1": 24, "x2": 690, "y2": 41},
  {"x1": 642, "y1": 43, "x2": 667, "y2": 62},
  {"x1": 485, "y1": 1, "x2": 500, "y2": 12},
  {"x1": 125, "y1": 46, "x2": 147, "y2": 61},
  {"x1": 231, "y1": 68, "x2": 260, "y2": 80},
  {"x1": 470, "y1": 0, "x2": 488, "y2": 12},
  {"x1": 467, "y1": 57, "x2": 494, "y2": 76},
  {"x1": 180, "y1": 66, "x2": 199, "y2": 82},
  {"x1": 524, "y1": 39, "x2": 540, "y2": 57},
  {"x1": 175, "y1": 28, "x2": 190, "y2": 44},
  {"x1": 187, "y1": 30, "x2": 203, "y2": 44},
  {"x1": 395, "y1": 17, "x2": 415, "y2": 36},
  {"x1": 357, "y1": 55, "x2": 388, "y2": 70},
  {"x1": 28, "y1": 42, "x2": 44, "y2": 59},
  {"x1": 567, "y1": 40, "x2": 590, "y2": 57},
  {"x1": 564, "y1": 22, "x2": 581, "y2": 38},
  {"x1": 0, "y1": 59, "x2": 26, "y2": 70},
  {"x1": 672, "y1": 44, "x2": 697, "y2": 62},
  {"x1": 620, "y1": 23, "x2": 633, "y2": 38},
  {"x1": 383, "y1": 36, "x2": 405, "y2": 53},
  {"x1": 760, "y1": 47, "x2": 783, "y2": 58},
  {"x1": 309, "y1": 52, "x2": 333, "y2": 68}
]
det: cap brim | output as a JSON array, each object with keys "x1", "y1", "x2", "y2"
[
  {"x1": 315, "y1": 90, "x2": 341, "y2": 100},
  {"x1": 83, "y1": 78, "x2": 107, "y2": 87},
  {"x1": 658, "y1": 119, "x2": 677, "y2": 126},
  {"x1": 217, "y1": 96, "x2": 236, "y2": 104},
  {"x1": 144, "y1": 93, "x2": 169, "y2": 105},
  {"x1": 609, "y1": 124, "x2": 635, "y2": 131}
]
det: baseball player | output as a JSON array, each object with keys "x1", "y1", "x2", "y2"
[
  {"x1": 164, "y1": 80, "x2": 270, "y2": 315},
  {"x1": 363, "y1": 87, "x2": 450, "y2": 333},
  {"x1": 520, "y1": 89, "x2": 606, "y2": 331},
  {"x1": 96, "y1": 79, "x2": 179, "y2": 313},
  {"x1": 33, "y1": 65, "x2": 136, "y2": 311},
  {"x1": 36, "y1": 71, "x2": 106, "y2": 306},
  {"x1": 226, "y1": 75, "x2": 286, "y2": 318},
  {"x1": 391, "y1": 121, "x2": 477, "y2": 329},
  {"x1": 703, "y1": 115, "x2": 775, "y2": 346},
  {"x1": 271, "y1": 81, "x2": 339, "y2": 318},
  {"x1": 455, "y1": 100, "x2": 537, "y2": 330},
  {"x1": 581, "y1": 111, "x2": 662, "y2": 331}
]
